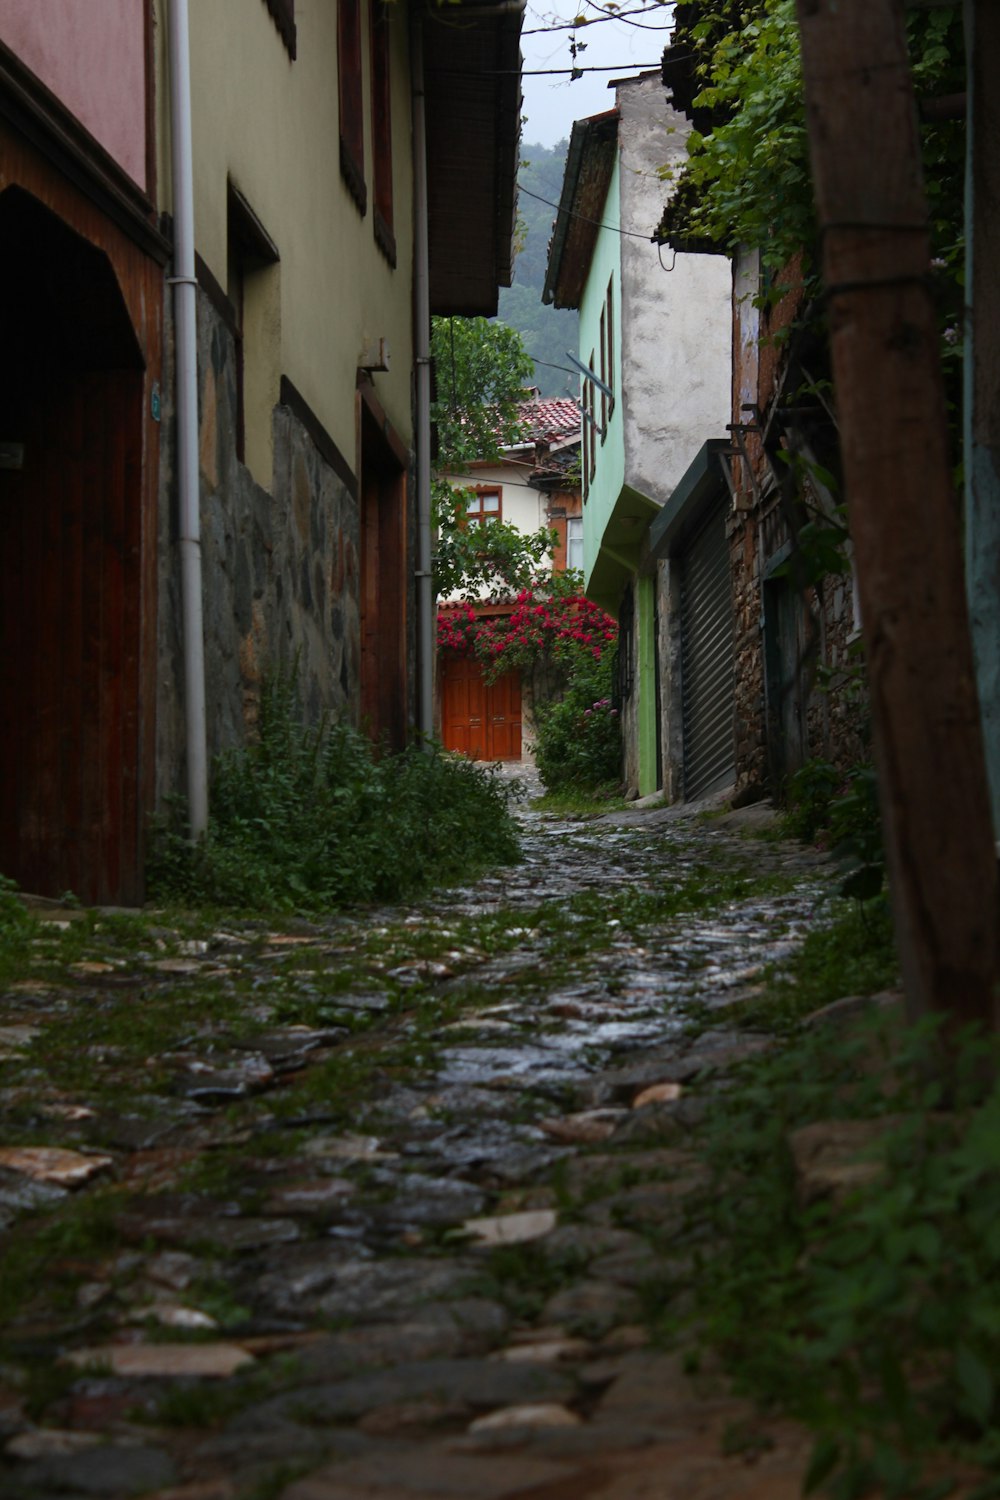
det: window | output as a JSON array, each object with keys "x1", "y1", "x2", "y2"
[
  {"x1": 338, "y1": 0, "x2": 366, "y2": 213},
  {"x1": 369, "y1": 0, "x2": 395, "y2": 265},
  {"x1": 605, "y1": 274, "x2": 615, "y2": 421},
  {"x1": 581, "y1": 391, "x2": 589, "y2": 501},
  {"x1": 263, "y1": 0, "x2": 296, "y2": 58},
  {"x1": 599, "y1": 306, "x2": 607, "y2": 435},
  {"x1": 465, "y1": 488, "x2": 502, "y2": 523},
  {"x1": 588, "y1": 349, "x2": 597, "y2": 486},
  {"x1": 567, "y1": 517, "x2": 584, "y2": 572},
  {"x1": 227, "y1": 185, "x2": 280, "y2": 480}
]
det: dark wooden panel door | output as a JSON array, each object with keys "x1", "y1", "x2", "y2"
[{"x1": 0, "y1": 368, "x2": 143, "y2": 903}]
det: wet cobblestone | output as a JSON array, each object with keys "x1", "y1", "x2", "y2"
[{"x1": 0, "y1": 779, "x2": 847, "y2": 1498}]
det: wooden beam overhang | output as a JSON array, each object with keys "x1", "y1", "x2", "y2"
[{"x1": 421, "y1": 0, "x2": 524, "y2": 316}]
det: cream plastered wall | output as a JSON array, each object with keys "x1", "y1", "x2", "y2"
[{"x1": 154, "y1": 0, "x2": 414, "y2": 487}]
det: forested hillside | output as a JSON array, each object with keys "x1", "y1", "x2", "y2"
[{"x1": 497, "y1": 141, "x2": 580, "y2": 399}]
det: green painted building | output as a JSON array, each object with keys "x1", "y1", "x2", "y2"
[{"x1": 543, "y1": 72, "x2": 731, "y2": 798}]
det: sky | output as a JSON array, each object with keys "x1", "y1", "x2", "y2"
[{"x1": 518, "y1": 1, "x2": 677, "y2": 149}]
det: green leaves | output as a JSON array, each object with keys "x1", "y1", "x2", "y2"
[
  {"x1": 430, "y1": 316, "x2": 534, "y2": 471},
  {"x1": 150, "y1": 675, "x2": 521, "y2": 913},
  {"x1": 955, "y1": 1345, "x2": 995, "y2": 1431},
  {"x1": 680, "y1": 1002, "x2": 1000, "y2": 1498}
]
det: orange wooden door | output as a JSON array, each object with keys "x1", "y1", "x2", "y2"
[
  {"x1": 441, "y1": 656, "x2": 521, "y2": 760},
  {"x1": 486, "y1": 666, "x2": 522, "y2": 760}
]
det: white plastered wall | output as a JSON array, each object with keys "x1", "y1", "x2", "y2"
[{"x1": 618, "y1": 74, "x2": 731, "y2": 504}]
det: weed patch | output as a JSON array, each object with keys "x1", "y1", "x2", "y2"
[
  {"x1": 742, "y1": 895, "x2": 898, "y2": 1028},
  {"x1": 150, "y1": 676, "x2": 521, "y2": 914},
  {"x1": 0, "y1": 876, "x2": 35, "y2": 985},
  {"x1": 670, "y1": 1014, "x2": 1000, "y2": 1498},
  {"x1": 531, "y1": 791, "x2": 629, "y2": 818}
]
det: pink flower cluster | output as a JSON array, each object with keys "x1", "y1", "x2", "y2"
[
  {"x1": 583, "y1": 697, "x2": 617, "y2": 719},
  {"x1": 437, "y1": 590, "x2": 618, "y2": 672}
]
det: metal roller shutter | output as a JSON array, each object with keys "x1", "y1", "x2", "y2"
[{"x1": 679, "y1": 498, "x2": 735, "y2": 799}]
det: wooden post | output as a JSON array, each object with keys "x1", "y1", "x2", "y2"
[
  {"x1": 964, "y1": 0, "x2": 1000, "y2": 840},
  {"x1": 795, "y1": 0, "x2": 998, "y2": 1030}
]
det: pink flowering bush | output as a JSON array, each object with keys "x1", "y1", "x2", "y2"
[
  {"x1": 437, "y1": 581, "x2": 617, "y2": 685},
  {"x1": 438, "y1": 577, "x2": 622, "y2": 793},
  {"x1": 532, "y1": 655, "x2": 622, "y2": 792}
]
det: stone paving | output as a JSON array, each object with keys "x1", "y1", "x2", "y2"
[{"x1": 0, "y1": 776, "x2": 846, "y2": 1499}]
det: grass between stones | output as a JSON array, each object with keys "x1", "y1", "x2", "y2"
[
  {"x1": 0, "y1": 834, "x2": 917, "y2": 1488},
  {"x1": 530, "y1": 790, "x2": 631, "y2": 817},
  {"x1": 727, "y1": 894, "x2": 899, "y2": 1032},
  {"x1": 665, "y1": 1016, "x2": 1000, "y2": 1500}
]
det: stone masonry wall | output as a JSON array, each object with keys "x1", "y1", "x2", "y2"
[
  {"x1": 156, "y1": 291, "x2": 363, "y2": 805},
  {"x1": 728, "y1": 251, "x2": 868, "y2": 803}
]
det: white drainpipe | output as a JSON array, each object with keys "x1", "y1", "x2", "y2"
[
  {"x1": 167, "y1": 0, "x2": 209, "y2": 834},
  {"x1": 412, "y1": 15, "x2": 435, "y2": 745}
]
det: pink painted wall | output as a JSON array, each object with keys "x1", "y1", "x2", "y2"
[{"x1": 1, "y1": 1, "x2": 147, "y2": 189}]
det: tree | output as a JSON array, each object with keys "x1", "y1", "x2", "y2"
[
  {"x1": 431, "y1": 316, "x2": 534, "y2": 468},
  {"x1": 498, "y1": 142, "x2": 580, "y2": 398},
  {"x1": 431, "y1": 315, "x2": 556, "y2": 599}
]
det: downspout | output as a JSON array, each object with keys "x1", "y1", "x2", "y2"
[
  {"x1": 168, "y1": 0, "x2": 209, "y2": 833},
  {"x1": 412, "y1": 14, "x2": 434, "y2": 744}
]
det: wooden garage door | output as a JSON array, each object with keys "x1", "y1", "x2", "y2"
[
  {"x1": 441, "y1": 655, "x2": 521, "y2": 761},
  {"x1": 679, "y1": 497, "x2": 735, "y2": 800}
]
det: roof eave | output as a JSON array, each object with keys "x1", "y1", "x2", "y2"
[
  {"x1": 423, "y1": 0, "x2": 525, "y2": 316},
  {"x1": 542, "y1": 108, "x2": 619, "y2": 310}
]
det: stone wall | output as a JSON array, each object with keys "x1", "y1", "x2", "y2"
[
  {"x1": 728, "y1": 256, "x2": 868, "y2": 801},
  {"x1": 156, "y1": 290, "x2": 366, "y2": 805}
]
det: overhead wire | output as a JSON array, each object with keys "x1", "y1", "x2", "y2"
[{"x1": 517, "y1": 181, "x2": 660, "y2": 241}]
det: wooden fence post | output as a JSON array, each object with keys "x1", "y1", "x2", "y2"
[{"x1": 795, "y1": 0, "x2": 998, "y2": 1031}]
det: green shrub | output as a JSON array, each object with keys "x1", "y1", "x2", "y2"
[
  {"x1": 783, "y1": 758, "x2": 841, "y2": 842},
  {"x1": 683, "y1": 1013, "x2": 1000, "y2": 1499},
  {"x1": 0, "y1": 873, "x2": 33, "y2": 983},
  {"x1": 785, "y1": 758, "x2": 885, "y2": 901},
  {"x1": 533, "y1": 653, "x2": 622, "y2": 795},
  {"x1": 150, "y1": 678, "x2": 520, "y2": 912}
]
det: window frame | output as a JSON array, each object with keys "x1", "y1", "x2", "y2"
[
  {"x1": 464, "y1": 487, "x2": 503, "y2": 525},
  {"x1": 599, "y1": 305, "x2": 607, "y2": 437},
  {"x1": 338, "y1": 0, "x2": 367, "y2": 214},
  {"x1": 566, "y1": 516, "x2": 584, "y2": 572},
  {"x1": 369, "y1": 0, "x2": 395, "y2": 265},
  {"x1": 588, "y1": 348, "x2": 597, "y2": 486},
  {"x1": 263, "y1": 0, "x2": 296, "y2": 59},
  {"x1": 604, "y1": 274, "x2": 615, "y2": 430},
  {"x1": 227, "y1": 184, "x2": 281, "y2": 467}
]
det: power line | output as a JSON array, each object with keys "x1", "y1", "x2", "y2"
[
  {"x1": 522, "y1": 5, "x2": 675, "y2": 35},
  {"x1": 518, "y1": 61, "x2": 663, "y2": 73},
  {"x1": 517, "y1": 181, "x2": 658, "y2": 241}
]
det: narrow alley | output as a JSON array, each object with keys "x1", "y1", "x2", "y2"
[{"x1": 0, "y1": 785, "x2": 855, "y2": 1500}]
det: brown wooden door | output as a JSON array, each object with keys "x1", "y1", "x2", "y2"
[
  {"x1": 0, "y1": 185, "x2": 148, "y2": 904},
  {"x1": 0, "y1": 368, "x2": 143, "y2": 904},
  {"x1": 441, "y1": 655, "x2": 521, "y2": 760}
]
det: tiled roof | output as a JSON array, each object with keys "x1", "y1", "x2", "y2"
[{"x1": 516, "y1": 397, "x2": 581, "y2": 445}]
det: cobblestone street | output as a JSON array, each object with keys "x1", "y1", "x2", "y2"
[{"x1": 0, "y1": 783, "x2": 850, "y2": 1499}]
